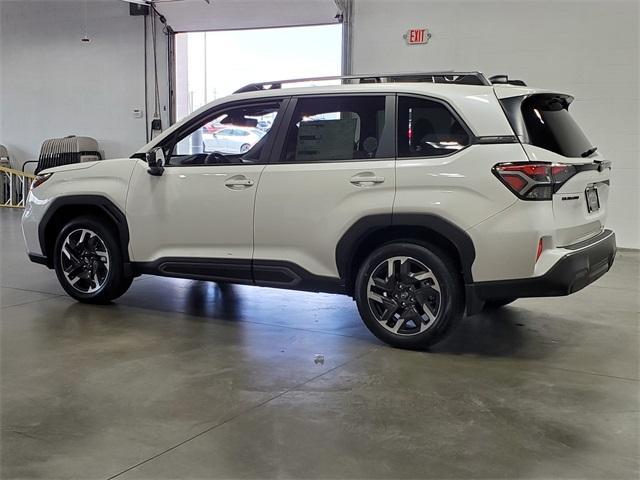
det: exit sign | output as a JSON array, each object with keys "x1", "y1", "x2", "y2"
[{"x1": 404, "y1": 28, "x2": 432, "y2": 45}]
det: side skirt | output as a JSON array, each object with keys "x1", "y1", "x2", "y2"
[
  {"x1": 130, "y1": 258, "x2": 346, "y2": 295},
  {"x1": 132, "y1": 257, "x2": 253, "y2": 285}
]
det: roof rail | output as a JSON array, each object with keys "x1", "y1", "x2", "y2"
[{"x1": 233, "y1": 71, "x2": 491, "y2": 94}]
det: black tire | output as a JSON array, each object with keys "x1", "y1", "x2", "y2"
[
  {"x1": 354, "y1": 242, "x2": 464, "y2": 350},
  {"x1": 483, "y1": 298, "x2": 518, "y2": 309},
  {"x1": 240, "y1": 143, "x2": 251, "y2": 153},
  {"x1": 53, "y1": 215, "x2": 133, "y2": 304},
  {"x1": 112, "y1": 275, "x2": 135, "y2": 299}
]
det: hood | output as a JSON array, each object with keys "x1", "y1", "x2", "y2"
[{"x1": 40, "y1": 161, "x2": 100, "y2": 175}]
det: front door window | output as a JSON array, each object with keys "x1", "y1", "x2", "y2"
[{"x1": 170, "y1": 102, "x2": 281, "y2": 166}]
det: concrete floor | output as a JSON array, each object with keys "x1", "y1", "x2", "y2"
[{"x1": 0, "y1": 208, "x2": 638, "y2": 479}]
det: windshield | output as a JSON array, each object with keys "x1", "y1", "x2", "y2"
[{"x1": 502, "y1": 94, "x2": 593, "y2": 158}]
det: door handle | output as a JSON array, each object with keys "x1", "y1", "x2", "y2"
[
  {"x1": 224, "y1": 175, "x2": 255, "y2": 190},
  {"x1": 350, "y1": 172, "x2": 385, "y2": 186}
]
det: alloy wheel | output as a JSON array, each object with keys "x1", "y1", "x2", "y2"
[
  {"x1": 60, "y1": 228, "x2": 110, "y2": 293},
  {"x1": 366, "y1": 256, "x2": 442, "y2": 336}
]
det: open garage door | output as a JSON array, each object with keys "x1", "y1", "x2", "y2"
[
  {"x1": 174, "y1": 24, "x2": 342, "y2": 121},
  {"x1": 155, "y1": 0, "x2": 340, "y2": 32}
]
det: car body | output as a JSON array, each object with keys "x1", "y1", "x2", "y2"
[
  {"x1": 22, "y1": 72, "x2": 617, "y2": 349},
  {"x1": 202, "y1": 126, "x2": 264, "y2": 154}
]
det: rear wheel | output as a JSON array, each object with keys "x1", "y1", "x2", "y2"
[
  {"x1": 240, "y1": 143, "x2": 251, "y2": 153},
  {"x1": 53, "y1": 215, "x2": 133, "y2": 304},
  {"x1": 355, "y1": 243, "x2": 464, "y2": 349}
]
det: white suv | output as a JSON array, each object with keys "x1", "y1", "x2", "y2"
[{"x1": 22, "y1": 72, "x2": 616, "y2": 349}]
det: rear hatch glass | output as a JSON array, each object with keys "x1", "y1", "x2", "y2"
[
  {"x1": 500, "y1": 93, "x2": 594, "y2": 158},
  {"x1": 521, "y1": 95, "x2": 592, "y2": 157}
]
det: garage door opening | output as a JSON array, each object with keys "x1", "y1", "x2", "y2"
[{"x1": 174, "y1": 24, "x2": 342, "y2": 122}]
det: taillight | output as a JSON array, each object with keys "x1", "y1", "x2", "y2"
[
  {"x1": 536, "y1": 238, "x2": 544, "y2": 262},
  {"x1": 493, "y1": 162, "x2": 576, "y2": 200}
]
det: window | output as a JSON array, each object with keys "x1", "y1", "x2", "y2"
[
  {"x1": 397, "y1": 96, "x2": 470, "y2": 158},
  {"x1": 168, "y1": 102, "x2": 280, "y2": 166},
  {"x1": 282, "y1": 96, "x2": 388, "y2": 162},
  {"x1": 519, "y1": 95, "x2": 592, "y2": 158}
]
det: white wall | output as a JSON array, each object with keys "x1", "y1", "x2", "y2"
[
  {"x1": 351, "y1": 0, "x2": 639, "y2": 248},
  {"x1": 0, "y1": 0, "x2": 151, "y2": 164}
]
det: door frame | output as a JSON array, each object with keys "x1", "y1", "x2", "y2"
[{"x1": 125, "y1": 97, "x2": 291, "y2": 268}]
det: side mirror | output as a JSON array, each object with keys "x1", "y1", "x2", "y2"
[{"x1": 146, "y1": 147, "x2": 165, "y2": 176}]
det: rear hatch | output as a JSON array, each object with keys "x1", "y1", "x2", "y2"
[{"x1": 497, "y1": 89, "x2": 611, "y2": 246}]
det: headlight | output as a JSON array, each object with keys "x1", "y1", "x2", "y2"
[{"x1": 31, "y1": 173, "x2": 53, "y2": 189}]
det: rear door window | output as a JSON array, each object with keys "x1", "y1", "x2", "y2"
[
  {"x1": 397, "y1": 96, "x2": 470, "y2": 158},
  {"x1": 281, "y1": 95, "x2": 390, "y2": 162}
]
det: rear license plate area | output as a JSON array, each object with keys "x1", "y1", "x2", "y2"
[{"x1": 586, "y1": 186, "x2": 600, "y2": 213}]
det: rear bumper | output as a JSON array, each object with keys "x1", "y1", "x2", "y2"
[{"x1": 468, "y1": 229, "x2": 616, "y2": 311}]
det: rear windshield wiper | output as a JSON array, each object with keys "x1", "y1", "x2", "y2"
[{"x1": 581, "y1": 146, "x2": 598, "y2": 158}]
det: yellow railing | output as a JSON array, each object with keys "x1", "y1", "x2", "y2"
[{"x1": 0, "y1": 166, "x2": 36, "y2": 208}]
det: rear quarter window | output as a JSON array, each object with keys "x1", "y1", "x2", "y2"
[{"x1": 397, "y1": 96, "x2": 470, "y2": 158}]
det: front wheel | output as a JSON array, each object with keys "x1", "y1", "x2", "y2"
[
  {"x1": 354, "y1": 243, "x2": 464, "y2": 349},
  {"x1": 240, "y1": 143, "x2": 251, "y2": 153},
  {"x1": 53, "y1": 215, "x2": 132, "y2": 304}
]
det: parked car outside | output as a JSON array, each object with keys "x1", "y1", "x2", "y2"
[
  {"x1": 203, "y1": 126, "x2": 265, "y2": 154},
  {"x1": 202, "y1": 121, "x2": 224, "y2": 134},
  {"x1": 256, "y1": 120, "x2": 272, "y2": 132}
]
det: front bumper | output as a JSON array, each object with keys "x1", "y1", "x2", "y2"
[
  {"x1": 22, "y1": 190, "x2": 48, "y2": 258},
  {"x1": 468, "y1": 229, "x2": 616, "y2": 310}
]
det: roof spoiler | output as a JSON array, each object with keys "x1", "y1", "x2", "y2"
[{"x1": 489, "y1": 74, "x2": 528, "y2": 87}]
